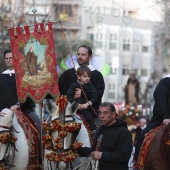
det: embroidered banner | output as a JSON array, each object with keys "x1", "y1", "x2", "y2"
[{"x1": 10, "y1": 23, "x2": 59, "y2": 103}]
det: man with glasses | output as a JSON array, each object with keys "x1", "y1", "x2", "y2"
[
  {"x1": 0, "y1": 49, "x2": 41, "y2": 131},
  {"x1": 78, "y1": 102, "x2": 133, "y2": 170}
]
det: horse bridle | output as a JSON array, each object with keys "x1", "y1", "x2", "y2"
[{"x1": 0, "y1": 125, "x2": 16, "y2": 169}]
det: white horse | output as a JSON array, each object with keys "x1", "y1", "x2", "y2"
[
  {"x1": 0, "y1": 108, "x2": 13, "y2": 167},
  {"x1": 44, "y1": 99, "x2": 92, "y2": 170},
  {"x1": 0, "y1": 108, "x2": 40, "y2": 170}
]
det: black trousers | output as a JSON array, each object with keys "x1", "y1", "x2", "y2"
[
  {"x1": 78, "y1": 109, "x2": 97, "y2": 131},
  {"x1": 134, "y1": 115, "x2": 162, "y2": 161}
]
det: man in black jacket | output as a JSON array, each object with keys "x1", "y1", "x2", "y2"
[
  {"x1": 58, "y1": 45, "x2": 105, "y2": 120},
  {"x1": 78, "y1": 102, "x2": 133, "y2": 170}
]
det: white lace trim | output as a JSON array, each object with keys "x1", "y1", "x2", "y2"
[
  {"x1": 75, "y1": 63, "x2": 96, "y2": 71},
  {"x1": 2, "y1": 69, "x2": 15, "y2": 76}
]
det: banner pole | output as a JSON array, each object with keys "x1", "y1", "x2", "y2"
[
  {"x1": 38, "y1": 103, "x2": 44, "y2": 169},
  {"x1": 32, "y1": 0, "x2": 37, "y2": 23}
]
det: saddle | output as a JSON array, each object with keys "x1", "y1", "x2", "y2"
[{"x1": 137, "y1": 124, "x2": 164, "y2": 169}]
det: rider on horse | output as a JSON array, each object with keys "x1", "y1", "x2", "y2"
[
  {"x1": 0, "y1": 49, "x2": 41, "y2": 131},
  {"x1": 135, "y1": 74, "x2": 170, "y2": 163}
]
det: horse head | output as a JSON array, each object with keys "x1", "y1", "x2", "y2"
[
  {"x1": 0, "y1": 109, "x2": 13, "y2": 165},
  {"x1": 44, "y1": 99, "x2": 81, "y2": 170}
]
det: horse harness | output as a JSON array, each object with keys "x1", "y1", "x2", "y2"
[
  {"x1": 44, "y1": 114, "x2": 81, "y2": 170},
  {"x1": 0, "y1": 125, "x2": 16, "y2": 169}
]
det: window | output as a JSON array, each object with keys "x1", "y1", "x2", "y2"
[
  {"x1": 123, "y1": 44, "x2": 130, "y2": 51},
  {"x1": 141, "y1": 69, "x2": 147, "y2": 76},
  {"x1": 109, "y1": 42, "x2": 117, "y2": 49},
  {"x1": 122, "y1": 69, "x2": 129, "y2": 75},
  {"x1": 108, "y1": 84, "x2": 115, "y2": 90},
  {"x1": 96, "y1": 41, "x2": 103, "y2": 48},
  {"x1": 96, "y1": 33, "x2": 103, "y2": 40},
  {"x1": 112, "y1": 84, "x2": 115, "y2": 90},
  {"x1": 55, "y1": 5, "x2": 72, "y2": 20},
  {"x1": 133, "y1": 44, "x2": 140, "y2": 52},
  {"x1": 108, "y1": 92, "x2": 115, "y2": 99},
  {"x1": 109, "y1": 33, "x2": 117, "y2": 41},
  {"x1": 111, "y1": 68, "x2": 117, "y2": 74},
  {"x1": 88, "y1": 34, "x2": 94, "y2": 41},
  {"x1": 142, "y1": 46, "x2": 149, "y2": 52}
]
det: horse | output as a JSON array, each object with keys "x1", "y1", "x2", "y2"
[
  {"x1": 136, "y1": 123, "x2": 170, "y2": 170},
  {"x1": 0, "y1": 108, "x2": 40, "y2": 170},
  {"x1": 44, "y1": 99, "x2": 92, "y2": 170}
]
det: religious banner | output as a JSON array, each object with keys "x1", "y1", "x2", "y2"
[{"x1": 10, "y1": 23, "x2": 60, "y2": 103}]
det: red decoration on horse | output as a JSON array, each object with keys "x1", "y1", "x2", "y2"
[{"x1": 56, "y1": 95, "x2": 68, "y2": 113}]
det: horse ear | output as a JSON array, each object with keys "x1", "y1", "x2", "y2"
[
  {"x1": 46, "y1": 99, "x2": 58, "y2": 116},
  {"x1": 46, "y1": 99, "x2": 53, "y2": 113},
  {"x1": 71, "y1": 102, "x2": 79, "y2": 114}
]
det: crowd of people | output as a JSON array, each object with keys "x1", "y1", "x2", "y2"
[{"x1": 1, "y1": 44, "x2": 170, "y2": 170}]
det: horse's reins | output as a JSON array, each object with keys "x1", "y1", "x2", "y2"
[
  {"x1": 71, "y1": 154, "x2": 93, "y2": 170},
  {"x1": 59, "y1": 21, "x2": 99, "y2": 118}
]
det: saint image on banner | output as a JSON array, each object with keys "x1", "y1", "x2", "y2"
[
  {"x1": 26, "y1": 46, "x2": 38, "y2": 75},
  {"x1": 21, "y1": 37, "x2": 52, "y2": 88}
]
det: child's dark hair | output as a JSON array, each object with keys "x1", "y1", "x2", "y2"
[{"x1": 77, "y1": 66, "x2": 91, "y2": 76}]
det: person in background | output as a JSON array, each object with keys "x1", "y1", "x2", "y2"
[
  {"x1": 59, "y1": 45, "x2": 105, "y2": 125},
  {"x1": 78, "y1": 102, "x2": 133, "y2": 170},
  {"x1": 131, "y1": 118, "x2": 147, "y2": 145},
  {"x1": 67, "y1": 65, "x2": 98, "y2": 133}
]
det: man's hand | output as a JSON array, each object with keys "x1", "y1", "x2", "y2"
[
  {"x1": 74, "y1": 88, "x2": 81, "y2": 98},
  {"x1": 80, "y1": 103, "x2": 89, "y2": 110},
  {"x1": 163, "y1": 119, "x2": 170, "y2": 125},
  {"x1": 78, "y1": 104, "x2": 82, "y2": 110},
  {"x1": 91, "y1": 151, "x2": 102, "y2": 160},
  {"x1": 10, "y1": 105, "x2": 20, "y2": 111}
]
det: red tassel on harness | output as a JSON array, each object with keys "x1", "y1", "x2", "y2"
[{"x1": 56, "y1": 95, "x2": 68, "y2": 113}]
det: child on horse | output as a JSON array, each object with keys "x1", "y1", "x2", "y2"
[{"x1": 67, "y1": 65, "x2": 98, "y2": 133}]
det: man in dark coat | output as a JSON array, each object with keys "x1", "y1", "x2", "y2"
[
  {"x1": 59, "y1": 45, "x2": 105, "y2": 122},
  {"x1": 78, "y1": 102, "x2": 133, "y2": 170},
  {"x1": 135, "y1": 76, "x2": 170, "y2": 162},
  {"x1": 0, "y1": 49, "x2": 41, "y2": 131}
]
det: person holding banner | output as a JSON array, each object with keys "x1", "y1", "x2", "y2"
[
  {"x1": 0, "y1": 49, "x2": 41, "y2": 132},
  {"x1": 59, "y1": 45, "x2": 105, "y2": 122}
]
